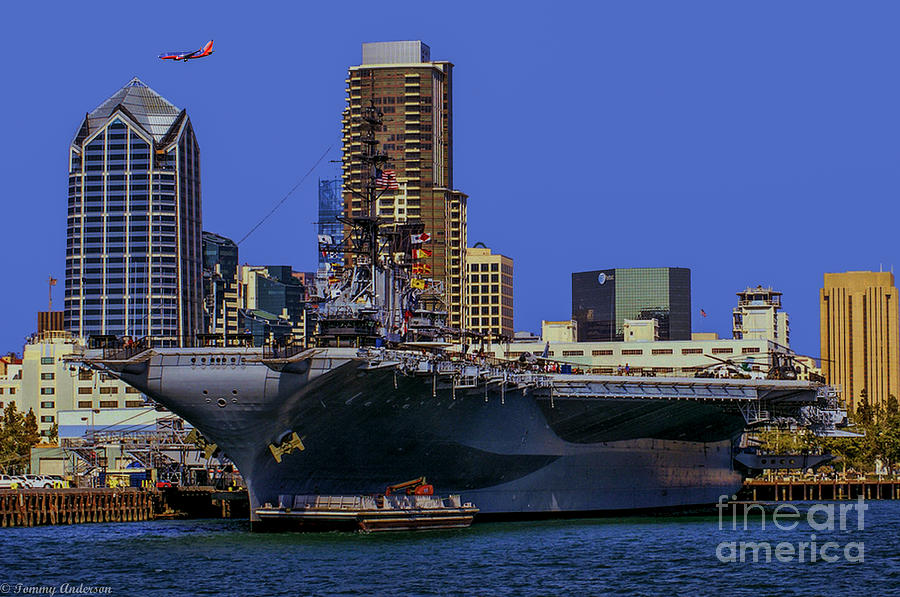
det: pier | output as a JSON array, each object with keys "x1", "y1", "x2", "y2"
[
  {"x1": 0, "y1": 489, "x2": 152, "y2": 527},
  {"x1": 0, "y1": 486, "x2": 249, "y2": 528},
  {"x1": 740, "y1": 478, "x2": 900, "y2": 502}
]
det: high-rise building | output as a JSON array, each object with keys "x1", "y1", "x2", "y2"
[
  {"x1": 239, "y1": 265, "x2": 307, "y2": 345},
  {"x1": 317, "y1": 178, "x2": 344, "y2": 276},
  {"x1": 465, "y1": 247, "x2": 513, "y2": 338},
  {"x1": 820, "y1": 271, "x2": 900, "y2": 411},
  {"x1": 342, "y1": 41, "x2": 468, "y2": 329},
  {"x1": 572, "y1": 268, "x2": 692, "y2": 342},
  {"x1": 202, "y1": 231, "x2": 240, "y2": 337},
  {"x1": 732, "y1": 286, "x2": 790, "y2": 348},
  {"x1": 65, "y1": 78, "x2": 202, "y2": 345}
]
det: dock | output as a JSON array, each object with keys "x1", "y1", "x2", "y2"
[
  {"x1": 0, "y1": 486, "x2": 249, "y2": 528},
  {"x1": 740, "y1": 478, "x2": 900, "y2": 502},
  {"x1": 0, "y1": 488, "x2": 152, "y2": 527}
]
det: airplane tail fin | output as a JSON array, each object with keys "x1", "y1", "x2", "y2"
[{"x1": 203, "y1": 40, "x2": 214, "y2": 54}]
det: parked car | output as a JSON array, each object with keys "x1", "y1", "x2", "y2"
[
  {"x1": 0, "y1": 475, "x2": 32, "y2": 489},
  {"x1": 24, "y1": 474, "x2": 57, "y2": 489}
]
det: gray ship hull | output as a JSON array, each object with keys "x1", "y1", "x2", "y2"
[{"x1": 106, "y1": 347, "x2": 749, "y2": 522}]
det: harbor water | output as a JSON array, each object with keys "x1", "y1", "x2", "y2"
[{"x1": 2, "y1": 501, "x2": 899, "y2": 596}]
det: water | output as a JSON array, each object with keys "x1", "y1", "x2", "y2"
[{"x1": 3, "y1": 501, "x2": 899, "y2": 596}]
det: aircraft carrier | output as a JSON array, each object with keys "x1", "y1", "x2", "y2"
[
  {"x1": 80, "y1": 100, "x2": 846, "y2": 526},
  {"x1": 88, "y1": 342, "x2": 844, "y2": 524}
]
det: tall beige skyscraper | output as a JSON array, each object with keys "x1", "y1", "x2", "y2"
[
  {"x1": 342, "y1": 41, "x2": 468, "y2": 329},
  {"x1": 820, "y1": 271, "x2": 900, "y2": 411}
]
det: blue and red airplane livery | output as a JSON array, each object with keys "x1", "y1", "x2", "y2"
[{"x1": 159, "y1": 40, "x2": 214, "y2": 62}]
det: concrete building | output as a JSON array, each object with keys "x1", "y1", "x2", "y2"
[
  {"x1": 490, "y1": 337, "x2": 786, "y2": 377},
  {"x1": 542, "y1": 321, "x2": 577, "y2": 343},
  {"x1": 64, "y1": 78, "x2": 203, "y2": 345},
  {"x1": 342, "y1": 41, "x2": 468, "y2": 329},
  {"x1": 820, "y1": 271, "x2": 900, "y2": 411},
  {"x1": 0, "y1": 331, "x2": 146, "y2": 437},
  {"x1": 202, "y1": 231, "x2": 240, "y2": 337},
  {"x1": 465, "y1": 247, "x2": 513, "y2": 338},
  {"x1": 572, "y1": 268, "x2": 692, "y2": 342},
  {"x1": 733, "y1": 286, "x2": 789, "y2": 348}
]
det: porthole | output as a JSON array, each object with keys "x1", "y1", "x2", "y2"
[{"x1": 217, "y1": 398, "x2": 227, "y2": 408}]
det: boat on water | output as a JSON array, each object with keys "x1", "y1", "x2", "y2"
[
  {"x1": 78, "y1": 102, "x2": 850, "y2": 529},
  {"x1": 256, "y1": 493, "x2": 478, "y2": 533}
]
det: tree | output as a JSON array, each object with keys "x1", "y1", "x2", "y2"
[
  {"x1": 0, "y1": 403, "x2": 26, "y2": 473},
  {"x1": 23, "y1": 409, "x2": 40, "y2": 447},
  {"x1": 857, "y1": 388, "x2": 874, "y2": 426},
  {"x1": 0, "y1": 404, "x2": 44, "y2": 474}
]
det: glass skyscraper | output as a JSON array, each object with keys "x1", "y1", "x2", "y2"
[
  {"x1": 317, "y1": 178, "x2": 343, "y2": 274},
  {"x1": 64, "y1": 78, "x2": 202, "y2": 345},
  {"x1": 572, "y1": 267, "x2": 692, "y2": 341}
]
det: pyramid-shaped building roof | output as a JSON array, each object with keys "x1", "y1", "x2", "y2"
[{"x1": 78, "y1": 78, "x2": 184, "y2": 144}]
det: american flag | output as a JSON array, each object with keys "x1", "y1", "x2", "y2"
[{"x1": 375, "y1": 169, "x2": 399, "y2": 190}]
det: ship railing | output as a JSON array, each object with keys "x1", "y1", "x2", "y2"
[{"x1": 261, "y1": 343, "x2": 309, "y2": 360}]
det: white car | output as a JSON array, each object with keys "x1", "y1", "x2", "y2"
[
  {"x1": 24, "y1": 474, "x2": 56, "y2": 489},
  {"x1": 0, "y1": 475, "x2": 31, "y2": 489}
]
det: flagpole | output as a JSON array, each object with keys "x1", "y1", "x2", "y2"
[{"x1": 48, "y1": 275, "x2": 52, "y2": 311}]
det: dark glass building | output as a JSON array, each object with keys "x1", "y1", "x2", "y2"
[
  {"x1": 64, "y1": 78, "x2": 202, "y2": 345},
  {"x1": 572, "y1": 267, "x2": 691, "y2": 341}
]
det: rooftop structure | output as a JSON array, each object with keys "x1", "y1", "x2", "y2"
[{"x1": 732, "y1": 285, "x2": 789, "y2": 348}]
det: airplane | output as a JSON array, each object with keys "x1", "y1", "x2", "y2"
[{"x1": 158, "y1": 40, "x2": 214, "y2": 62}]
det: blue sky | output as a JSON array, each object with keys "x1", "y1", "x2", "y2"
[{"x1": 1, "y1": 1, "x2": 898, "y2": 359}]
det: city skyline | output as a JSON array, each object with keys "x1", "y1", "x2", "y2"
[{"x1": 3, "y1": 2, "x2": 900, "y2": 359}]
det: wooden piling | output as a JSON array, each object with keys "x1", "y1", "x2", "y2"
[{"x1": 0, "y1": 488, "x2": 156, "y2": 528}]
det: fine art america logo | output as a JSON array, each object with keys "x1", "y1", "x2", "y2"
[{"x1": 715, "y1": 495, "x2": 866, "y2": 563}]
